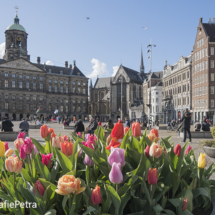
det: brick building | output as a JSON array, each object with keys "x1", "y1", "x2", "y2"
[
  {"x1": 192, "y1": 18, "x2": 215, "y2": 124},
  {"x1": 0, "y1": 15, "x2": 88, "y2": 120}
]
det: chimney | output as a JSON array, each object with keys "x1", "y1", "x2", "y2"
[
  {"x1": 37, "y1": 57, "x2": 40, "y2": 64},
  {"x1": 69, "y1": 64, "x2": 72, "y2": 68},
  {"x1": 165, "y1": 60, "x2": 167, "y2": 66},
  {"x1": 65, "y1": 61, "x2": 68, "y2": 68},
  {"x1": 199, "y1": 18, "x2": 203, "y2": 24}
]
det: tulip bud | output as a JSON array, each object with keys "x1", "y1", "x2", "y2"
[
  {"x1": 174, "y1": 144, "x2": 181, "y2": 157},
  {"x1": 51, "y1": 132, "x2": 56, "y2": 139},
  {"x1": 17, "y1": 132, "x2": 25, "y2": 139},
  {"x1": 182, "y1": 198, "x2": 188, "y2": 211},
  {"x1": 84, "y1": 154, "x2": 94, "y2": 166},
  {"x1": 61, "y1": 141, "x2": 73, "y2": 157},
  {"x1": 76, "y1": 132, "x2": 82, "y2": 138},
  {"x1": 106, "y1": 135, "x2": 112, "y2": 146},
  {"x1": 48, "y1": 128, "x2": 54, "y2": 134},
  {"x1": 5, "y1": 149, "x2": 14, "y2": 157},
  {"x1": 34, "y1": 180, "x2": 45, "y2": 197},
  {"x1": 41, "y1": 153, "x2": 53, "y2": 167},
  {"x1": 147, "y1": 133, "x2": 160, "y2": 143},
  {"x1": 198, "y1": 153, "x2": 206, "y2": 169},
  {"x1": 185, "y1": 145, "x2": 192, "y2": 155},
  {"x1": 124, "y1": 127, "x2": 129, "y2": 135},
  {"x1": 98, "y1": 121, "x2": 102, "y2": 126},
  {"x1": 40, "y1": 125, "x2": 49, "y2": 138},
  {"x1": 0, "y1": 141, "x2": 5, "y2": 157},
  {"x1": 52, "y1": 136, "x2": 61, "y2": 148},
  {"x1": 19, "y1": 145, "x2": 26, "y2": 160},
  {"x1": 111, "y1": 122, "x2": 124, "y2": 139},
  {"x1": 5, "y1": 157, "x2": 23, "y2": 173},
  {"x1": 149, "y1": 143, "x2": 163, "y2": 158},
  {"x1": 14, "y1": 138, "x2": 24, "y2": 151},
  {"x1": 109, "y1": 162, "x2": 123, "y2": 184},
  {"x1": 145, "y1": 145, "x2": 150, "y2": 158},
  {"x1": 4, "y1": 142, "x2": 9, "y2": 152},
  {"x1": 147, "y1": 168, "x2": 158, "y2": 185},
  {"x1": 108, "y1": 147, "x2": 125, "y2": 167},
  {"x1": 91, "y1": 185, "x2": 102, "y2": 205},
  {"x1": 132, "y1": 122, "x2": 141, "y2": 137},
  {"x1": 150, "y1": 128, "x2": 159, "y2": 137},
  {"x1": 23, "y1": 137, "x2": 33, "y2": 154}
]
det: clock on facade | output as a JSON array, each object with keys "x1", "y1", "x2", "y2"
[{"x1": 17, "y1": 36, "x2": 21, "y2": 41}]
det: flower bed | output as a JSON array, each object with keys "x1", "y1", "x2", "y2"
[{"x1": 0, "y1": 123, "x2": 214, "y2": 215}]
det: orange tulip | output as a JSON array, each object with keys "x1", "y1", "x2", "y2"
[
  {"x1": 5, "y1": 149, "x2": 15, "y2": 157},
  {"x1": 132, "y1": 122, "x2": 141, "y2": 137},
  {"x1": 111, "y1": 122, "x2": 124, "y2": 139},
  {"x1": 124, "y1": 127, "x2": 129, "y2": 134},
  {"x1": 106, "y1": 138, "x2": 121, "y2": 150},
  {"x1": 61, "y1": 141, "x2": 73, "y2": 157},
  {"x1": 59, "y1": 135, "x2": 68, "y2": 142},
  {"x1": 91, "y1": 185, "x2": 102, "y2": 205},
  {"x1": 48, "y1": 128, "x2": 54, "y2": 134},
  {"x1": 5, "y1": 157, "x2": 23, "y2": 173},
  {"x1": 147, "y1": 133, "x2": 160, "y2": 143},
  {"x1": 149, "y1": 143, "x2": 163, "y2": 158},
  {"x1": 106, "y1": 135, "x2": 112, "y2": 146},
  {"x1": 40, "y1": 125, "x2": 49, "y2": 138},
  {"x1": 147, "y1": 168, "x2": 158, "y2": 185},
  {"x1": 51, "y1": 132, "x2": 56, "y2": 139},
  {"x1": 150, "y1": 128, "x2": 159, "y2": 137},
  {"x1": 14, "y1": 138, "x2": 24, "y2": 151},
  {"x1": 55, "y1": 175, "x2": 85, "y2": 195}
]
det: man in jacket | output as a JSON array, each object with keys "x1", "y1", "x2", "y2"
[
  {"x1": 19, "y1": 118, "x2": 29, "y2": 132},
  {"x1": 74, "y1": 119, "x2": 85, "y2": 133},
  {"x1": 181, "y1": 109, "x2": 192, "y2": 143},
  {"x1": 87, "y1": 118, "x2": 98, "y2": 134},
  {"x1": 1, "y1": 115, "x2": 14, "y2": 132}
]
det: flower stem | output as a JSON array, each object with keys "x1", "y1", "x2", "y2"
[
  {"x1": 69, "y1": 194, "x2": 72, "y2": 215},
  {"x1": 116, "y1": 184, "x2": 118, "y2": 194},
  {"x1": 13, "y1": 173, "x2": 18, "y2": 200},
  {"x1": 27, "y1": 154, "x2": 33, "y2": 177},
  {"x1": 150, "y1": 184, "x2": 153, "y2": 215}
]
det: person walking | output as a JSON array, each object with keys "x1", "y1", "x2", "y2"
[
  {"x1": 74, "y1": 119, "x2": 85, "y2": 133},
  {"x1": 73, "y1": 116, "x2": 76, "y2": 124},
  {"x1": 19, "y1": 118, "x2": 29, "y2": 132},
  {"x1": 181, "y1": 108, "x2": 192, "y2": 143},
  {"x1": 125, "y1": 117, "x2": 130, "y2": 128}
]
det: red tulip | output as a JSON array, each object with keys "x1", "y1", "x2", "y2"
[
  {"x1": 182, "y1": 198, "x2": 188, "y2": 211},
  {"x1": 150, "y1": 128, "x2": 159, "y2": 137},
  {"x1": 124, "y1": 127, "x2": 129, "y2": 134},
  {"x1": 48, "y1": 128, "x2": 54, "y2": 134},
  {"x1": 185, "y1": 145, "x2": 192, "y2": 155},
  {"x1": 41, "y1": 153, "x2": 53, "y2": 167},
  {"x1": 98, "y1": 121, "x2": 102, "y2": 126},
  {"x1": 91, "y1": 185, "x2": 102, "y2": 205},
  {"x1": 174, "y1": 144, "x2": 181, "y2": 157},
  {"x1": 111, "y1": 122, "x2": 124, "y2": 139},
  {"x1": 145, "y1": 145, "x2": 150, "y2": 158},
  {"x1": 132, "y1": 122, "x2": 141, "y2": 137},
  {"x1": 40, "y1": 125, "x2": 49, "y2": 138},
  {"x1": 51, "y1": 132, "x2": 56, "y2": 139},
  {"x1": 106, "y1": 138, "x2": 121, "y2": 150},
  {"x1": 4, "y1": 142, "x2": 9, "y2": 152},
  {"x1": 34, "y1": 180, "x2": 45, "y2": 197},
  {"x1": 147, "y1": 168, "x2": 158, "y2": 185}
]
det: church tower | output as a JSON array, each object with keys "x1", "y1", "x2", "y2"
[
  {"x1": 3, "y1": 14, "x2": 30, "y2": 61},
  {"x1": 140, "y1": 47, "x2": 144, "y2": 77}
]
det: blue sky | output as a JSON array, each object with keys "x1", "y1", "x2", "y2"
[{"x1": 0, "y1": 0, "x2": 215, "y2": 84}]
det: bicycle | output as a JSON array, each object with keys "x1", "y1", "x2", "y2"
[{"x1": 167, "y1": 124, "x2": 178, "y2": 132}]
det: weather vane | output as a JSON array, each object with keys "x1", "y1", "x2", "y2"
[{"x1": 14, "y1": 6, "x2": 18, "y2": 16}]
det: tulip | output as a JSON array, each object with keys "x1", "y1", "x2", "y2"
[
  {"x1": 83, "y1": 141, "x2": 94, "y2": 150},
  {"x1": 149, "y1": 143, "x2": 163, "y2": 158},
  {"x1": 124, "y1": 127, "x2": 129, "y2": 135},
  {"x1": 106, "y1": 138, "x2": 121, "y2": 150},
  {"x1": 5, "y1": 149, "x2": 14, "y2": 157},
  {"x1": 48, "y1": 128, "x2": 54, "y2": 134},
  {"x1": 40, "y1": 125, "x2": 49, "y2": 138},
  {"x1": 147, "y1": 168, "x2": 158, "y2": 185},
  {"x1": 150, "y1": 128, "x2": 159, "y2": 137},
  {"x1": 5, "y1": 157, "x2": 23, "y2": 173},
  {"x1": 98, "y1": 121, "x2": 102, "y2": 126},
  {"x1": 51, "y1": 132, "x2": 56, "y2": 139},
  {"x1": 52, "y1": 136, "x2": 61, "y2": 148},
  {"x1": 17, "y1": 132, "x2": 25, "y2": 139},
  {"x1": 76, "y1": 132, "x2": 82, "y2": 138},
  {"x1": 14, "y1": 138, "x2": 24, "y2": 151},
  {"x1": 109, "y1": 162, "x2": 123, "y2": 184},
  {"x1": 106, "y1": 135, "x2": 112, "y2": 146},
  {"x1": 23, "y1": 137, "x2": 33, "y2": 154},
  {"x1": 91, "y1": 185, "x2": 102, "y2": 205},
  {"x1": 132, "y1": 122, "x2": 141, "y2": 137},
  {"x1": 61, "y1": 141, "x2": 73, "y2": 157},
  {"x1": 34, "y1": 180, "x2": 45, "y2": 197},
  {"x1": 174, "y1": 144, "x2": 181, "y2": 157},
  {"x1": 182, "y1": 198, "x2": 188, "y2": 211},
  {"x1": 84, "y1": 134, "x2": 90, "y2": 141},
  {"x1": 55, "y1": 175, "x2": 85, "y2": 195},
  {"x1": 4, "y1": 142, "x2": 9, "y2": 152},
  {"x1": 1, "y1": 178, "x2": 7, "y2": 189},
  {"x1": 145, "y1": 145, "x2": 150, "y2": 158},
  {"x1": 86, "y1": 135, "x2": 96, "y2": 145},
  {"x1": 185, "y1": 145, "x2": 192, "y2": 155},
  {"x1": 147, "y1": 133, "x2": 160, "y2": 143},
  {"x1": 19, "y1": 145, "x2": 26, "y2": 160},
  {"x1": 84, "y1": 154, "x2": 94, "y2": 166},
  {"x1": 32, "y1": 145, "x2": 38, "y2": 155},
  {"x1": 111, "y1": 122, "x2": 124, "y2": 139},
  {"x1": 108, "y1": 147, "x2": 125, "y2": 167},
  {"x1": 42, "y1": 153, "x2": 53, "y2": 167},
  {"x1": 0, "y1": 141, "x2": 5, "y2": 157},
  {"x1": 59, "y1": 135, "x2": 68, "y2": 142},
  {"x1": 198, "y1": 153, "x2": 206, "y2": 169}
]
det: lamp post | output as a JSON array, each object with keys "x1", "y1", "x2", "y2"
[
  {"x1": 121, "y1": 74, "x2": 123, "y2": 120},
  {"x1": 147, "y1": 39, "x2": 156, "y2": 126}
]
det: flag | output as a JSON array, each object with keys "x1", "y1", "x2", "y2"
[
  {"x1": 54, "y1": 109, "x2": 58, "y2": 114},
  {"x1": 36, "y1": 107, "x2": 40, "y2": 113}
]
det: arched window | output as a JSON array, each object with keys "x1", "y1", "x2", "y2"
[
  {"x1": 95, "y1": 93, "x2": 98, "y2": 101},
  {"x1": 101, "y1": 104, "x2": 106, "y2": 114},
  {"x1": 139, "y1": 86, "x2": 141, "y2": 98},
  {"x1": 101, "y1": 92, "x2": 104, "y2": 100},
  {"x1": 89, "y1": 106, "x2": 92, "y2": 114},
  {"x1": 133, "y1": 85, "x2": 136, "y2": 99}
]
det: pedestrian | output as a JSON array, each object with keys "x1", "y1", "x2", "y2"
[
  {"x1": 19, "y1": 118, "x2": 29, "y2": 132},
  {"x1": 74, "y1": 119, "x2": 85, "y2": 133},
  {"x1": 73, "y1": 116, "x2": 76, "y2": 123},
  {"x1": 1, "y1": 114, "x2": 14, "y2": 132},
  {"x1": 125, "y1": 117, "x2": 130, "y2": 128},
  {"x1": 181, "y1": 108, "x2": 192, "y2": 143}
]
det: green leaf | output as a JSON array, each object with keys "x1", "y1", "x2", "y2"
[
  {"x1": 153, "y1": 204, "x2": 163, "y2": 213},
  {"x1": 193, "y1": 187, "x2": 211, "y2": 200},
  {"x1": 55, "y1": 148, "x2": 73, "y2": 175},
  {"x1": 119, "y1": 192, "x2": 131, "y2": 215},
  {"x1": 168, "y1": 199, "x2": 181, "y2": 207},
  {"x1": 31, "y1": 137, "x2": 46, "y2": 154},
  {"x1": 142, "y1": 135, "x2": 152, "y2": 146},
  {"x1": 50, "y1": 161, "x2": 60, "y2": 183},
  {"x1": 21, "y1": 168, "x2": 31, "y2": 182},
  {"x1": 83, "y1": 206, "x2": 97, "y2": 215},
  {"x1": 38, "y1": 178, "x2": 57, "y2": 192},
  {"x1": 62, "y1": 195, "x2": 69, "y2": 211},
  {"x1": 45, "y1": 133, "x2": 52, "y2": 154},
  {"x1": 44, "y1": 209, "x2": 57, "y2": 215},
  {"x1": 70, "y1": 140, "x2": 78, "y2": 170},
  {"x1": 120, "y1": 130, "x2": 130, "y2": 149},
  {"x1": 176, "y1": 189, "x2": 193, "y2": 212},
  {"x1": 163, "y1": 209, "x2": 176, "y2": 215}
]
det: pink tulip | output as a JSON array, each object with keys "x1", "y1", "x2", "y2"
[
  {"x1": 109, "y1": 162, "x2": 123, "y2": 184},
  {"x1": 4, "y1": 142, "x2": 9, "y2": 152},
  {"x1": 76, "y1": 132, "x2": 82, "y2": 138},
  {"x1": 145, "y1": 145, "x2": 150, "y2": 158},
  {"x1": 42, "y1": 153, "x2": 53, "y2": 167},
  {"x1": 17, "y1": 132, "x2": 25, "y2": 139},
  {"x1": 84, "y1": 134, "x2": 90, "y2": 141},
  {"x1": 23, "y1": 137, "x2": 33, "y2": 154},
  {"x1": 19, "y1": 145, "x2": 26, "y2": 160},
  {"x1": 108, "y1": 147, "x2": 125, "y2": 167},
  {"x1": 84, "y1": 154, "x2": 94, "y2": 166},
  {"x1": 34, "y1": 180, "x2": 45, "y2": 197},
  {"x1": 185, "y1": 146, "x2": 192, "y2": 155}
]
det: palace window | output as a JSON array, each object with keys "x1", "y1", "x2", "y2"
[
  {"x1": 211, "y1": 99, "x2": 214, "y2": 108},
  {"x1": 33, "y1": 96, "x2": 36, "y2": 101},
  {"x1": 211, "y1": 47, "x2": 214, "y2": 55},
  {"x1": 211, "y1": 60, "x2": 214, "y2": 68},
  {"x1": 49, "y1": 86, "x2": 52, "y2": 92},
  {"x1": 66, "y1": 106, "x2": 68, "y2": 112},
  {"x1": 12, "y1": 81, "x2": 15, "y2": 88},
  {"x1": 26, "y1": 82, "x2": 29, "y2": 89},
  {"x1": 19, "y1": 75, "x2": 23, "y2": 79},
  {"x1": 211, "y1": 86, "x2": 214, "y2": 94},
  {"x1": 5, "y1": 103, "x2": 8, "y2": 110},
  {"x1": 83, "y1": 83, "x2": 86, "y2": 86},
  {"x1": 19, "y1": 82, "x2": 22, "y2": 88},
  {"x1": 60, "y1": 80, "x2": 63, "y2": 84},
  {"x1": 55, "y1": 80, "x2": 57, "y2": 84},
  {"x1": 26, "y1": 97, "x2": 29, "y2": 100},
  {"x1": 55, "y1": 86, "x2": 57, "y2": 92},
  {"x1": 73, "y1": 87, "x2": 75, "y2": 93},
  {"x1": 33, "y1": 76, "x2": 36, "y2": 80},
  {"x1": 5, "y1": 73, "x2": 8, "y2": 77},
  {"x1": 12, "y1": 96, "x2": 15, "y2": 100},
  {"x1": 40, "y1": 97, "x2": 43, "y2": 101},
  {"x1": 49, "y1": 79, "x2": 52, "y2": 83},
  {"x1": 26, "y1": 75, "x2": 29, "y2": 79},
  {"x1": 33, "y1": 83, "x2": 36, "y2": 90},
  {"x1": 66, "y1": 87, "x2": 68, "y2": 93},
  {"x1": 12, "y1": 74, "x2": 15, "y2": 78},
  {"x1": 73, "y1": 81, "x2": 75, "y2": 85},
  {"x1": 83, "y1": 89, "x2": 86, "y2": 94},
  {"x1": 66, "y1": 81, "x2": 68, "y2": 85},
  {"x1": 40, "y1": 77, "x2": 43, "y2": 81},
  {"x1": 78, "y1": 82, "x2": 80, "y2": 86},
  {"x1": 60, "y1": 106, "x2": 63, "y2": 112},
  {"x1": 211, "y1": 73, "x2": 214, "y2": 81},
  {"x1": 60, "y1": 87, "x2": 63, "y2": 93},
  {"x1": 40, "y1": 83, "x2": 43, "y2": 90}
]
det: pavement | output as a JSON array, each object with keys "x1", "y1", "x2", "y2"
[{"x1": 3, "y1": 121, "x2": 215, "y2": 181}]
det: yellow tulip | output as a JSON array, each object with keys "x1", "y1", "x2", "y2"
[
  {"x1": 198, "y1": 153, "x2": 206, "y2": 169},
  {"x1": 0, "y1": 141, "x2": 5, "y2": 157}
]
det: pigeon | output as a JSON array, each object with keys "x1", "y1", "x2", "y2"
[
  {"x1": 86, "y1": 17, "x2": 90, "y2": 20},
  {"x1": 142, "y1": 27, "x2": 147, "y2": 30}
]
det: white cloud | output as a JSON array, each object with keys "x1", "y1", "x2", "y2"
[
  {"x1": 112, "y1": 66, "x2": 119, "y2": 77},
  {"x1": 46, "y1": 60, "x2": 54, "y2": 65},
  {"x1": 0, "y1": 43, "x2": 5, "y2": 59},
  {"x1": 87, "y1": 58, "x2": 109, "y2": 78}
]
